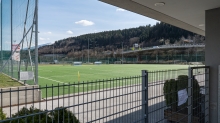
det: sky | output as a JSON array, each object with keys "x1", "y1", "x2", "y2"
[{"x1": 39, "y1": 0, "x2": 158, "y2": 45}]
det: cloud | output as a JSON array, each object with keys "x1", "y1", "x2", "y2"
[
  {"x1": 66, "y1": 30, "x2": 73, "y2": 34},
  {"x1": 40, "y1": 37, "x2": 50, "y2": 41},
  {"x1": 116, "y1": 8, "x2": 125, "y2": 12},
  {"x1": 75, "y1": 20, "x2": 94, "y2": 26},
  {"x1": 43, "y1": 32, "x2": 52, "y2": 35},
  {"x1": 39, "y1": 37, "x2": 45, "y2": 41}
]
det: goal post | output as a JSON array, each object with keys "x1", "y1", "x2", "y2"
[
  {"x1": 94, "y1": 61, "x2": 102, "y2": 65},
  {"x1": 73, "y1": 61, "x2": 82, "y2": 66}
]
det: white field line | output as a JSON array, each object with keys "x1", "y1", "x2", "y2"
[
  {"x1": 49, "y1": 72, "x2": 118, "y2": 78},
  {"x1": 39, "y1": 76, "x2": 138, "y2": 88},
  {"x1": 74, "y1": 81, "x2": 137, "y2": 87},
  {"x1": 38, "y1": 69, "x2": 52, "y2": 72},
  {"x1": 49, "y1": 75, "x2": 76, "y2": 78},
  {"x1": 38, "y1": 76, "x2": 127, "y2": 87},
  {"x1": 47, "y1": 69, "x2": 126, "y2": 78},
  {"x1": 39, "y1": 76, "x2": 69, "y2": 85}
]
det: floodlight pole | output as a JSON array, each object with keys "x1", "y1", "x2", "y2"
[
  {"x1": 53, "y1": 43, "x2": 54, "y2": 62},
  {"x1": 11, "y1": 0, "x2": 13, "y2": 78},
  {"x1": 35, "y1": 0, "x2": 38, "y2": 85},
  {"x1": 88, "y1": 39, "x2": 89, "y2": 64},
  {"x1": 196, "y1": 49, "x2": 198, "y2": 62},
  {"x1": 0, "y1": 1, "x2": 2, "y2": 69},
  {"x1": 122, "y1": 42, "x2": 123, "y2": 64}
]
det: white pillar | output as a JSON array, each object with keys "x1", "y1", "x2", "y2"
[{"x1": 205, "y1": 7, "x2": 220, "y2": 123}]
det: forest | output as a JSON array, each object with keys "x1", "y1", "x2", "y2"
[{"x1": 38, "y1": 22, "x2": 205, "y2": 61}]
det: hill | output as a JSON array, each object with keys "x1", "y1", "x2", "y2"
[{"x1": 38, "y1": 22, "x2": 205, "y2": 60}]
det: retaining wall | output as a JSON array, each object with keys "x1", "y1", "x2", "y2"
[{"x1": 0, "y1": 85, "x2": 41, "y2": 107}]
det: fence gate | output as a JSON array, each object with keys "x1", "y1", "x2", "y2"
[
  {"x1": 142, "y1": 66, "x2": 209, "y2": 123},
  {"x1": 188, "y1": 66, "x2": 209, "y2": 123}
]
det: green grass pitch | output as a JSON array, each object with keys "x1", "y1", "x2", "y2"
[{"x1": 38, "y1": 64, "x2": 191, "y2": 98}]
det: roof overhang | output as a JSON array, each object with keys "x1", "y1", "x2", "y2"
[{"x1": 100, "y1": 0, "x2": 220, "y2": 36}]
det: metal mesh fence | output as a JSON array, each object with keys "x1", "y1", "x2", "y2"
[
  {"x1": 0, "y1": 67, "x2": 209, "y2": 123},
  {"x1": 144, "y1": 67, "x2": 209, "y2": 123},
  {"x1": 38, "y1": 54, "x2": 204, "y2": 65},
  {"x1": 0, "y1": 0, "x2": 38, "y2": 85},
  {"x1": 0, "y1": 76, "x2": 144, "y2": 123}
]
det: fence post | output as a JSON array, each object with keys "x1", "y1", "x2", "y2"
[
  {"x1": 142, "y1": 70, "x2": 148, "y2": 123},
  {"x1": 205, "y1": 67, "x2": 209, "y2": 123},
  {"x1": 188, "y1": 67, "x2": 193, "y2": 123}
]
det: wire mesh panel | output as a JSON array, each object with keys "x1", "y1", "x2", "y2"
[
  {"x1": 0, "y1": 0, "x2": 38, "y2": 85},
  {"x1": 1, "y1": 0, "x2": 12, "y2": 77},
  {"x1": 0, "y1": 67, "x2": 209, "y2": 123},
  {"x1": 146, "y1": 69, "x2": 188, "y2": 123},
  {"x1": 190, "y1": 66, "x2": 209, "y2": 123},
  {"x1": 144, "y1": 67, "x2": 209, "y2": 123},
  {"x1": 0, "y1": 76, "x2": 144, "y2": 123}
]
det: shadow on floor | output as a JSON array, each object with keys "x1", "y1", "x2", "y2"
[{"x1": 105, "y1": 101, "x2": 169, "y2": 123}]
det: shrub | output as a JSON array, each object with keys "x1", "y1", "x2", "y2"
[
  {"x1": 163, "y1": 75, "x2": 201, "y2": 112},
  {"x1": 5, "y1": 106, "x2": 79, "y2": 123},
  {"x1": 163, "y1": 79, "x2": 177, "y2": 108},
  {"x1": 50, "y1": 107, "x2": 80, "y2": 123},
  {"x1": 7, "y1": 106, "x2": 49, "y2": 123},
  {"x1": 0, "y1": 108, "x2": 6, "y2": 120}
]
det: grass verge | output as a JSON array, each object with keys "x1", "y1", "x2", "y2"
[{"x1": 0, "y1": 73, "x2": 23, "y2": 88}]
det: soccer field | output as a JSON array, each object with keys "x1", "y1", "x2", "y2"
[
  {"x1": 38, "y1": 64, "x2": 190, "y2": 86},
  {"x1": 38, "y1": 64, "x2": 190, "y2": 97}
]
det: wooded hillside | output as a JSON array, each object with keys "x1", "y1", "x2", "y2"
[{"x1": 38, "y1": 22, "x2": 205, "y2": 59}]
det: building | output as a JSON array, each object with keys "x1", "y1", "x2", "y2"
[{"x1": 100, "y1": 0, "x2": 220, "y2": 122}]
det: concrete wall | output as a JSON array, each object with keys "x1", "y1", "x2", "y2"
[
  {"x1": 205, "y1": 7, "x2": 220, "y2": 123},
  {"x1": 0, "y1": 85, "x2": 41, "y2": 107}
]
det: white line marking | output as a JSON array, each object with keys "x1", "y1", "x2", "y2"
[
  {"x1": 39, "y1": 76, "x2": 68, "y2": 84},
  {"x1": 39, "y1": 76, "x2": 137, "y2": 88},
  {"x1": 75, "y1": 81, "x2": 135, "y2": 87}
]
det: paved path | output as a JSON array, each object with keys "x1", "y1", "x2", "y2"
[{"x1": 2, "y1": 84, "x2": 167, "y2": 123}]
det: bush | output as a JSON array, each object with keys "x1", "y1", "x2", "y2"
[
  {"x1": 163, "y1": 79, "x2": 177, "y2": 108},
  {"x1": 7, "y1": 106, "x2": 49, "y2": 123},
  {"x1": 163, "y1": 75, "x2": 201, "y2": 112},
  {"x1": 0, "y1": 108, "x2": 6, "y2": 120},
  {"x1": 50, "y1": 107, "x2": 79, "y2": 123},
  {"x1": 5, "y1": 106, "x2": 79, "y2": 123}
]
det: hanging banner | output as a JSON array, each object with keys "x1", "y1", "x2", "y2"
[{"x1": 12, "y1": 44, "x2": 20, "y2": 61}]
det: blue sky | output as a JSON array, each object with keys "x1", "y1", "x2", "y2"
[{"x1": 39, "y1": 0, "x2": 158, "y2": 45}]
